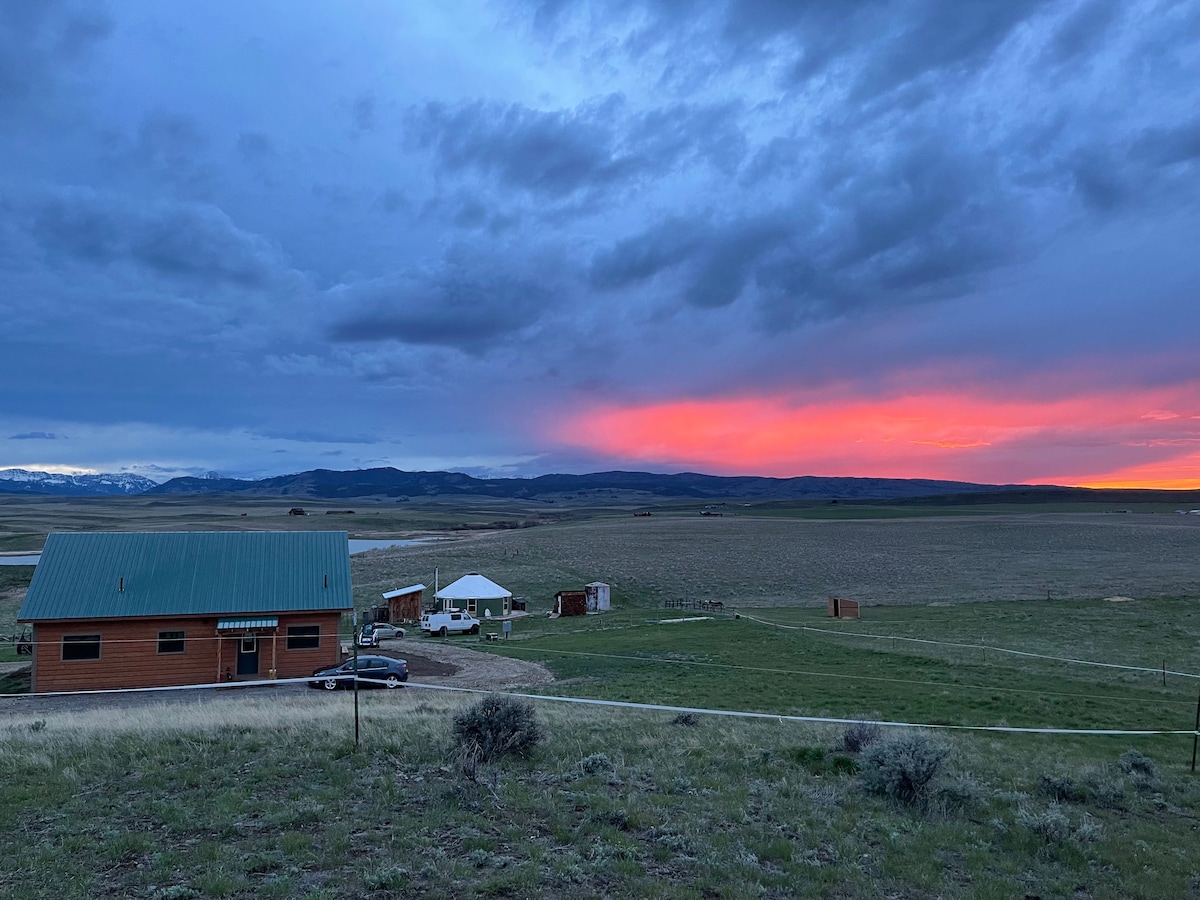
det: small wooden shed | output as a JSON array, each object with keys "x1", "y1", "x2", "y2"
[
  {"x1": 381, "y1": 584, "x2": 425, "y2": 622},
  {"x1": 828, "y1": 596, "x2": 860, "y2": 619},
  {"x1": 552, "y1": 590, "x2": 587, "y2": 617}
]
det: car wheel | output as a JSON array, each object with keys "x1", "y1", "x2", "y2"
[
  {"x1": 439, "y1": 626, "x2": 448, "y2": 637},
  {"x1": 322, "y1": 677, "x2": 339, "y2": 691},
  {"x1": 469, "y1": 624, "x2": 479, "y2": 635},
  {"x1": 385, "y1": 674, "x2": 402, "y2": 688}
]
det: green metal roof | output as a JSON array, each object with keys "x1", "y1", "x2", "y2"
[
  {"x1": 217, "y1": 617, "x2": 279, "y2": 630},
  {"x1": 19, "y1": 531, "x2": 353, "y2": 622}
]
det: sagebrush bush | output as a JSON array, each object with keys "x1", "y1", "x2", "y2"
[
  {"x1": 858, "y1": 732, "x2": 949, "y2": 806},
  {"x1": 1017, "y1": 804, "x2": 1071, "y2": 844},
  {"x1": 577, "y1": 752, "x2": 615, "y2": 775},
  {"x1": 1039, "y1": 773, "x2": 1089, "y2": 804},
  {"x1": 451, "y1": 694, "x2": 544, "y2": 762},
  {"x1": 1117, "y1": 749, "x2": 1160, "y2": 790},
  {"x1": 839, "y1": 721, "x2": 881, "y2": 753}
]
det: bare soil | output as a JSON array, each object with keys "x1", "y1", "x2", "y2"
[{"x1": 378, "y1": 636, "x2": 554, "y2": 690}]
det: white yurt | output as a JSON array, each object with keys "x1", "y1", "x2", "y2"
[{"x1": 436, "y1": 572, "x2": 513, "y2": 617}]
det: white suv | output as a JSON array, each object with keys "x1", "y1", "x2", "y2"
[{"x1": 420, "y1": 610, "x2": 481, "y2": 637}]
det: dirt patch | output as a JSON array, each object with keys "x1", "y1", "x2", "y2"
[
  {"x1": 379, "y1": 637, "x2": 554, "y2": 691},
  {"x1": 399, "y1": 652, "x2": 459, "y2": 677}
]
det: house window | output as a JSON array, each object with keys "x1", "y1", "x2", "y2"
[
  {"x1": 467, "y1": 598, "x2": 477, "y2": 614},
  {"x1": 286, "y1": 625, "x2": 320, "y2": 650},
  {"x1": 157, "y1": 631, "x2": 186, "y2": 654},
  {"x1": 240, "y1": 634, "x2": 257, "y2": 654},
  {"x1": 62, "y1": 634, "x2": 101, "y2": 660}
]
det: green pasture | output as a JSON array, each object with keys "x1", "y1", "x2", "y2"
[{"x1": 482, "y1": 610, "x2": 1198, "y2": 739}]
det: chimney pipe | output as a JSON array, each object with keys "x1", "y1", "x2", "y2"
[
  {"x1": 119, "y1": 577, "x2": 124, "y2": 593},
  {"x1": 324, "y1": 573, "x2": 328, "y2": 589}
]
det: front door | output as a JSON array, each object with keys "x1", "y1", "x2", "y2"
[{"x1": 236, "y1": 633, "x2": 259, "y2": 676}]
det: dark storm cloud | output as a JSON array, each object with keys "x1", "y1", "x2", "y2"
[
  {"x1": 135, "y1": 111, "x2": 212, "y2": 192},
  {"x1": 525, "y1": 0, "x2": 1045, "y2": 99},
  {"x1": 0, "y1": 2, "x2": 111, "y2": 106},
  {"x1": 1130, "y1": 118, "x2": 1200, "y2": 169},
  {"x1": 1044, "y1": 0, "x2": 1122, "y2": 64},
  {"x1": 328, "y1": 254, "x2": 555, "y2": 350},
  {"x1": 589, "y1": 217, "x2": 706, "y2": 289},
  {"x1": 23, "y1": 188, "x2": 288, "y2": 288},
  {"x1": 351, "y1": 93, "x2": 377, "y2": 133},
  {"x1": 236, "y1": 131, "x2": 273, "y2": 161},
  {"x1": 409, "y1": 95, "x2": 744, "y2": 198},
  {"x1": 591, "y1": 129, "x2": 1016, "y2": 324}
]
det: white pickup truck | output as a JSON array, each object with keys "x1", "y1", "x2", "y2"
[{"x1": 420, "y1": 609, "x2": 481, "y2": 637}]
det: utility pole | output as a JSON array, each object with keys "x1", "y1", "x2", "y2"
[{"x1": 353, "y1": 610, "x2": 360, "y2": 748}]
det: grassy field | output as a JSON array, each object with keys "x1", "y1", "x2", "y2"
[
  {"x1": 2, "y1": 688, "x2": 1199, "y2": 899},
  {"x1": 3, "y1": 497, "x2": 1200, "y2": 896},
  {"x1": 352, "y1": 511, "x2": 1200, "y2": 609}
]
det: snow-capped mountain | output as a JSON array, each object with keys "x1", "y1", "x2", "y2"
[{"x1": 0, "y1": 468, "x2": 159, "y2": 496}]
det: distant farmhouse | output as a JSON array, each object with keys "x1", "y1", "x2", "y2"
[{"x1": 18, "y1": 531, "x2": 352, "y2": 692}]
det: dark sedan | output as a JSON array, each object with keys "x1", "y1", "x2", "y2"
[{"x1": 310, "y1": 655, "x2": 409, "y2": 690}]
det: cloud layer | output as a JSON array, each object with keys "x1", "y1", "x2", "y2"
[{"x1": 2, "y1": 0, "x2": 1199, "y2": 485}]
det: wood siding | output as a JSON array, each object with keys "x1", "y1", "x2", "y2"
[
  {"x1": 31, "y1": 611, "x2": 343, "y2": 692},
  {"x1": 387, "y1": 590, "x2": 422, "y2": 622},
  {"x1": 553, "y1": 590, "x2": 587, "y2": 617}
]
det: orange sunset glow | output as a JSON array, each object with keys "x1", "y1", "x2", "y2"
[{"x1": 554, "y1": 387, "x2": 1200, "y2": 488}]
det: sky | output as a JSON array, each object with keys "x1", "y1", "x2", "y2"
[{"x1": 2, "y1": 0, "x2": 1199, "y2": 487}]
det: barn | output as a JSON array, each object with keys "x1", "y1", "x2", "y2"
[
  {"x1": 17, "y1": 531, "x2": 353, "y2": 692},
  {"x1": 436, "y1": 572, "x2": 512, "y2": 617}
]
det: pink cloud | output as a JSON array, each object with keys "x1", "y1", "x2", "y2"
[{"x1": 549, "y1": 383, "x2": 1200, "y2": 488}]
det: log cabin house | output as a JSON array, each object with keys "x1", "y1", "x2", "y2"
[{"x1": 18, "y1": 531, "x2": 353, "y2": 692}]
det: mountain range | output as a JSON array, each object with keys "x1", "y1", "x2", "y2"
[
  {"x1": 0, "y1": 468, "x2": 158, "y2": 496},
  {"x1": 143, "y1": 467, "x2": 1036, "y2": 501}
]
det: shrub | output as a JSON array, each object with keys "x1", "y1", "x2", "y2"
[
  {"x1": 1039, "y1": 773, "x2": 1089, "y2": 804},
  {"x1": 1081, "y1": 766, "x2": 1127, "y2": 809},
  {"x1": 1117, "y1": 749, "x2": 1156, "y2": 777},
  {"x1": 1118, "y1": 750, "x2": 1160, "y2": 789},
  {"x1": 1017, "y1": 805, "x2": 1071, "y2": 845},
  {"x1": 577, "y1": 753, "x2": 615, "y2": 775},
  {"x1": 451, "y1": 694, "x2": 544, "y2": 763},
  {"x1": 672, "y1": 712, "x2": 701, "y2": 727},
  {"x1": 839, "y1": 721, "x2": 881, "y2": 754},
  {"x1": 858, "y1": 732, "x2": 950, "y2": 806}
]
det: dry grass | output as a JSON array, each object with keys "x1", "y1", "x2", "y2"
[{"x1": 353, "y1": 512, "x2": 1200, "y2": 610}]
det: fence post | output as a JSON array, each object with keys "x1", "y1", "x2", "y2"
[{"x1": 1191, "y1": 691, "x2": 1199, "y2": 774}]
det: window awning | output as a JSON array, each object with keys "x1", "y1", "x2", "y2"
[{"x1": 216, "y1": 617, "x2": 279, "y2": 630}]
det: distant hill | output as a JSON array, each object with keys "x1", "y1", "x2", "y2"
[
  {"x1": 0, "y1": 468, "x2": 159, "y2": 496},
  {"x1": 146, "y1": 466, "x2": 1040, "y2": 501}
]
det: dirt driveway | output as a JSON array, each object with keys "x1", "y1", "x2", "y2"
[{"x1": 378, "y1": 636, "x2": 553, "y2": 691}]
